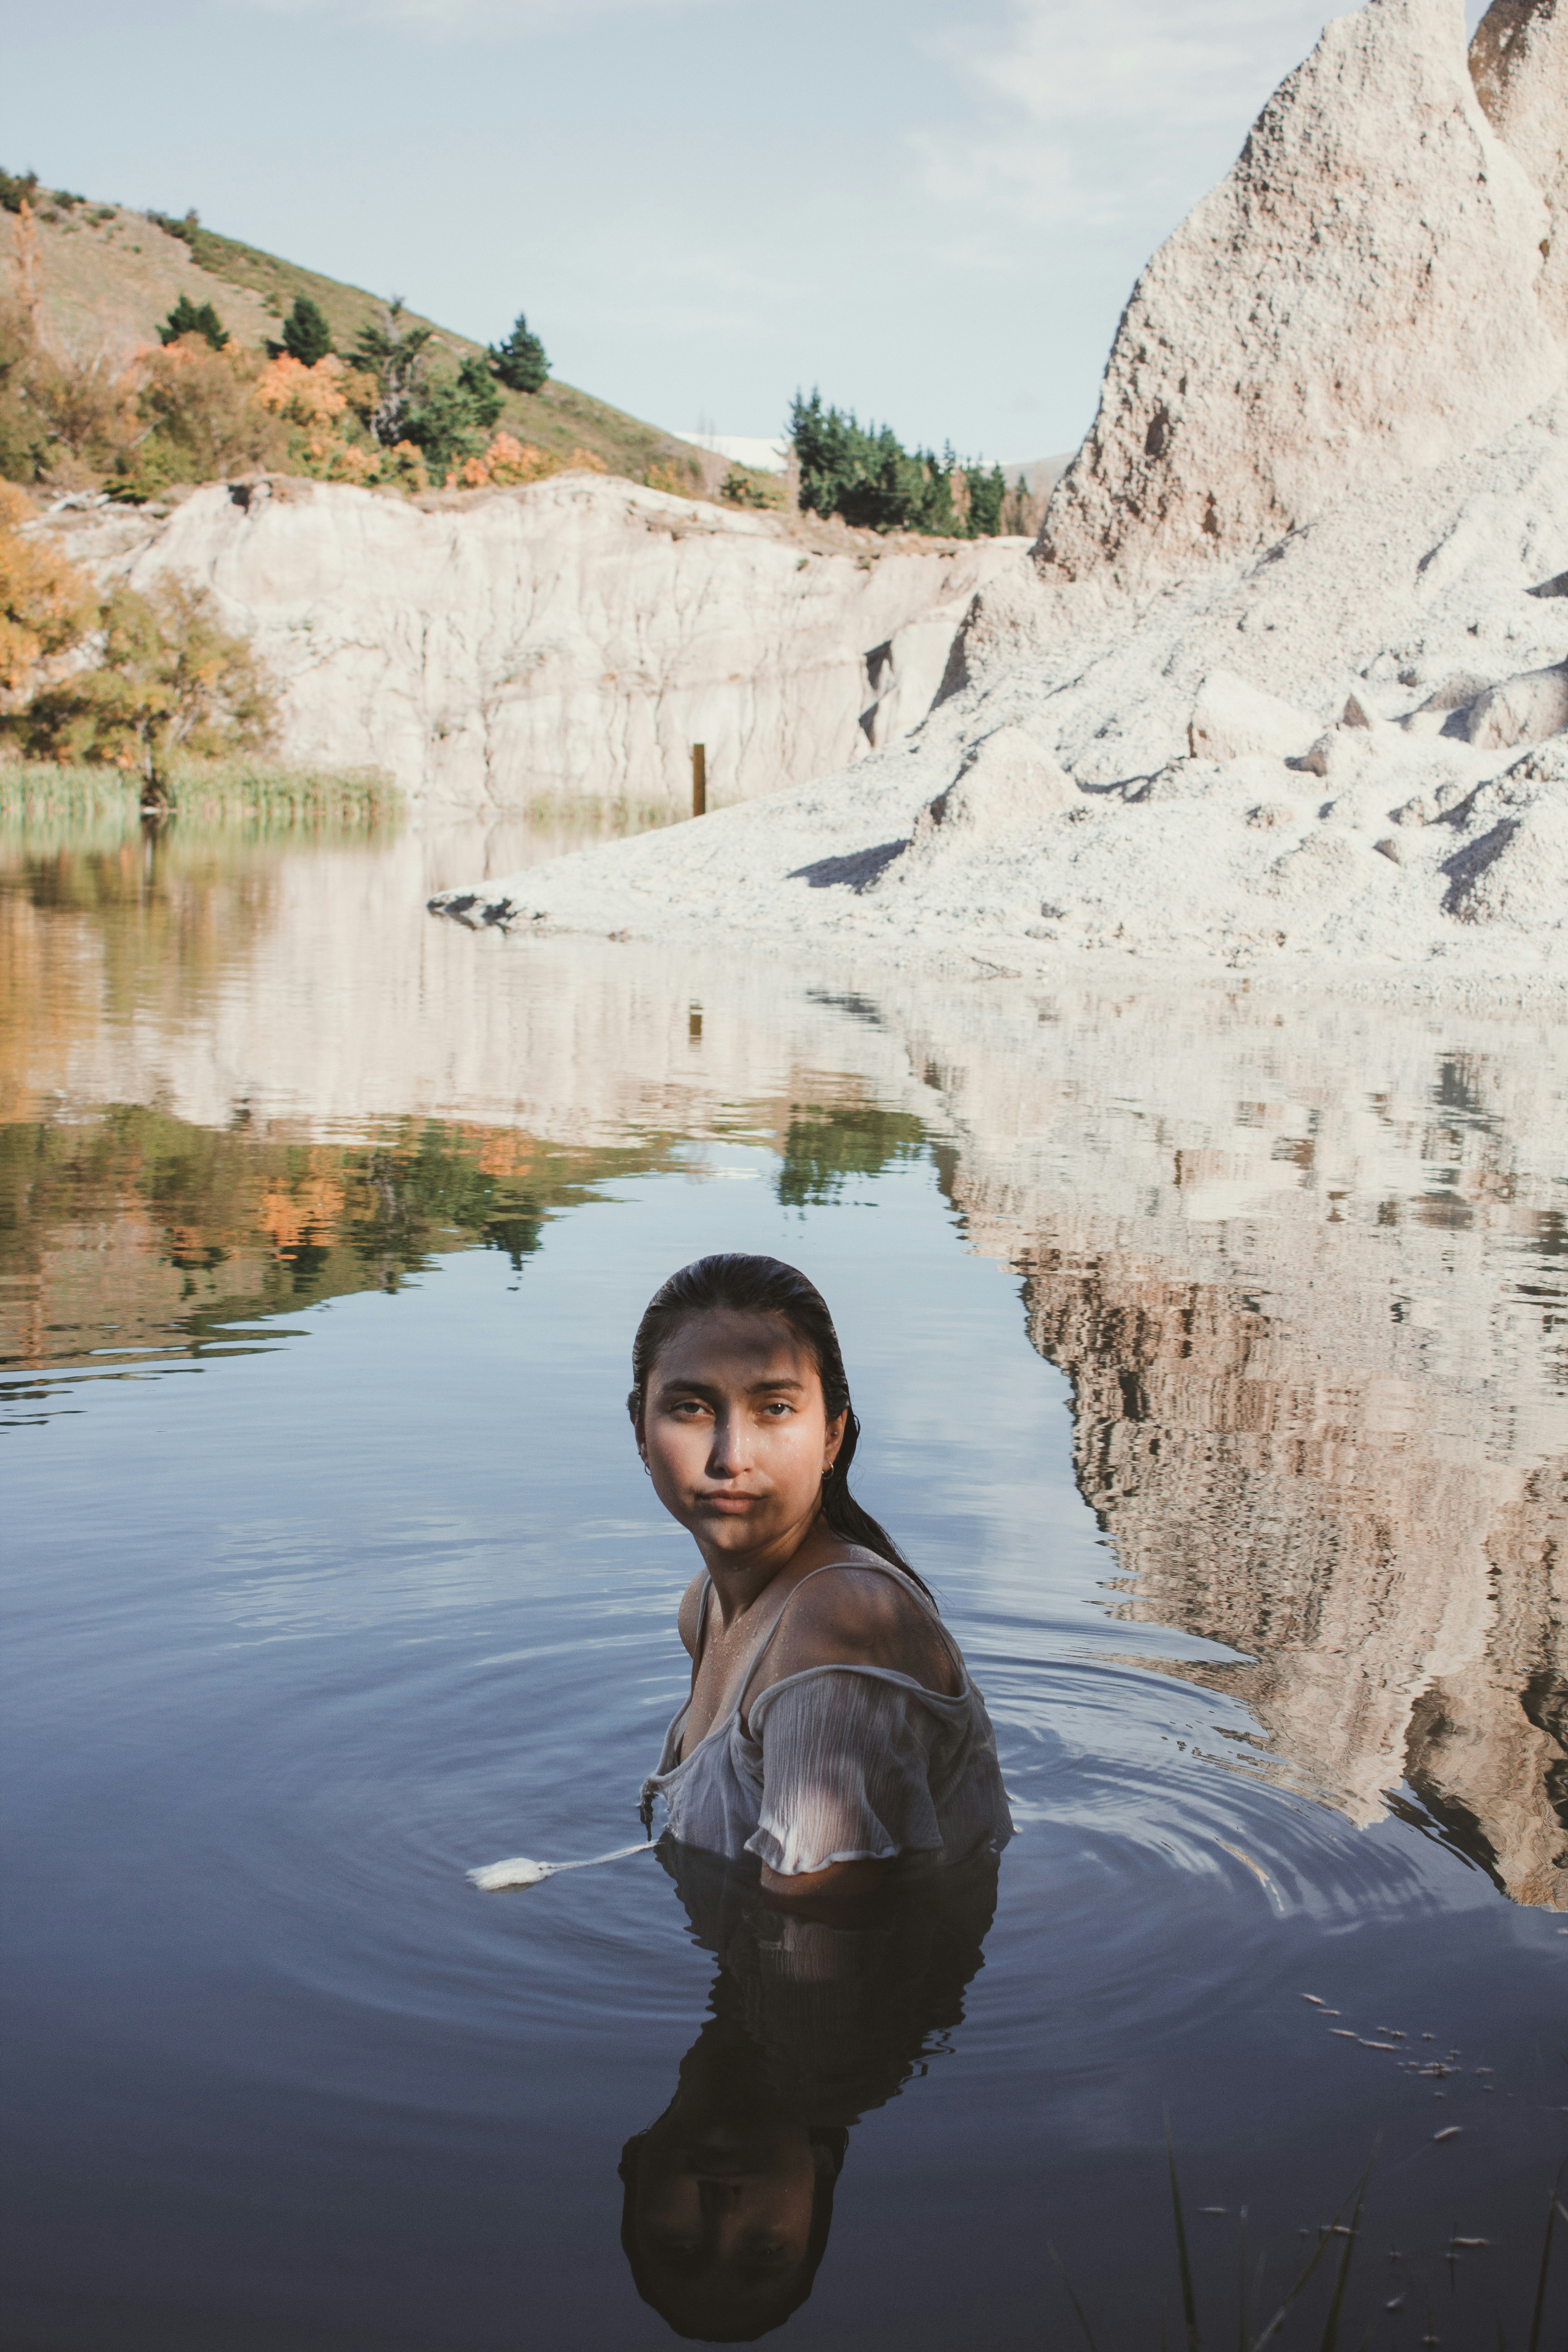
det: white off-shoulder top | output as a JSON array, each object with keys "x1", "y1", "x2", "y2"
[{"x1": 639, "y1": 1559, "x2": 1014, "y2": 1877}]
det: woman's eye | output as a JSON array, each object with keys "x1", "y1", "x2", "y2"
[{"x1": 761, "y1": 1401, "x2": 792, "y2": 1417}]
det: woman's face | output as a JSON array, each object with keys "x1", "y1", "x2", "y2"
[
  {"x1": 640, "y1": 1309, "x2": 846, "y2": 1564},
  {"x1": 626, "y1": 2103, "x2": 822, "y2": 2336}
]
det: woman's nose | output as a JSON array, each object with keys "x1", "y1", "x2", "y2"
[{"x1": 706, "y1": 1410, "x2": 748, "y2": 1476}]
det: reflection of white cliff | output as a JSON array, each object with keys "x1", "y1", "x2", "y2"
[
  {"x1": 925, "y1": 995, "x2": 1568, "y2": 1906},
  {"x1": 50, "y1": 476, "x2": 1020, "y2": 814},
  {"x1": 16, "y1": 828, "x2": 1568, "y2": 1899}
]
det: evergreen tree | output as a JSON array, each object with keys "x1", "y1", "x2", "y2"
[
  {"x1": 963, "y1": 463, "x2": 1007, "y2": 537},
  {"x1": 398, "y1": 357, "x2": 505, "y2": 475},
  {"x1": 487, "y1": 312, "x2": 549, "y2": 395},
  {"x1": 159, "y1": 295, "x2": 228, "y2": 351},
  {"x1": 402, "y1": 378, "x2": 484, "y2": 475},
  {"x1": 790, "y1": 392, "x2": 970, "y2": 536},
  {"x1": 0, "y1": 168, "x2": 39, "y2": 216},
  {"x1": 351, "y1": 301, "x2": 433, "y2": 445},
  {"x1": 456, "y1": 352, "x2": 503, "y2": 432},
  {"x1": 280, "y1": 294, "x2": 333, "y2": 368}
]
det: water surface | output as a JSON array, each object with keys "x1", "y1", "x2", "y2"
[{"x1": 5, "y1": 807, "x2": 1568, "y2": 2348}]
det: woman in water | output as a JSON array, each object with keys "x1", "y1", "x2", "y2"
[{"x1": 634, "y1": 1254, "x2": 1012, "y2": 1899}]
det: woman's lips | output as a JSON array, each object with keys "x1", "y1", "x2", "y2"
[{"x1": 696, "y1": 1492, "x2": 760, "y2": 1513}]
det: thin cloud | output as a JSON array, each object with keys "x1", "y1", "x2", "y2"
[
  {"x1": 909, "y1": 126, "x2": 1083, "y2": 233},
  {"x1": 229, "y1": 0, "x2": 726, "y2": 33},
  {"x1": 908, "y1": 0, "x2": 1340, "y2": 244},
  {"x1": 951, "y1": 1, "x2": 1334, "y2": 134}
]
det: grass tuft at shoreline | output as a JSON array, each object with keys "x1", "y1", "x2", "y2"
[{"x1": 0, "y1": 757, "x2": 403, "y2": 833}]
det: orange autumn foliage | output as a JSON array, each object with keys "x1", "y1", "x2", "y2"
[
  {"x1": 0, "y1": 481, "x2": 98, "y2": 699},
  {"x1": 448, "y1": 435, "x2": 611, "y2": 493},
  {"x1": 254, "y1": 353, "x2": 349, "y2": 429}
]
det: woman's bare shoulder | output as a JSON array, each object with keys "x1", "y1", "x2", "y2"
[
  {"x1": 676, "y1": 1568, "x2": 709, "y2": 1658},
  {"x1": 764, "y1": 1557, "x2": 958, "y2": 1690}
]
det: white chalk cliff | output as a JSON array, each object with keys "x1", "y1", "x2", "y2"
[
  {"x1": 51, "y1": 475, "x2": 1020, "y2": 813},
  {"x1": 438, "y1": 0, "x2": 1568, "y2": 990}
]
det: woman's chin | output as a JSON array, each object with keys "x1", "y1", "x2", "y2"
[{"x1": 693, "y1": 1508, "x2": 772, "y2": 1551}]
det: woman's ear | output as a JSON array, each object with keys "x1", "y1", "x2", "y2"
[{"x1": 823, "y1": 1409, "x2": 848, "y2": 1470}]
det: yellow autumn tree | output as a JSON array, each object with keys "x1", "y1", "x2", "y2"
[
  {"x1": 0, "y1": 481, "x2": 97, "y2": 698},
  {"x1": 125, "y1": 337, "x2": 286, "y2": 492},
  {"x1": 15, "y1": 575, "x2": 277, "y2": 804}
]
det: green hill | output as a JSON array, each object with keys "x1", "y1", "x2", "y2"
[{"x1": 0, "y1": 181, "x2": 696, "y2": 485}]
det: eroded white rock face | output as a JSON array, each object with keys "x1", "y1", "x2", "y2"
[
  {"x1": 1037, "y1": 0, "x2": 1562, "y2": 588},
  {"x1": 438, "y1": 0, "x2": 1568, "y2": 986},
  {"x1": 437, "y1": 389, "x2": 1568, "y2": 980},
  {"x1": 51, "y1": 473, "x2": 1021, "y2": 812},
  {"x1": 1471, "y1": 0, "x2": 1568, "y2": 333}
]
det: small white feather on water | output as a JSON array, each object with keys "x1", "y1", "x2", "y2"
[{"x1": 468, "y1": 1841, "x2": 657, "y2": 1892}]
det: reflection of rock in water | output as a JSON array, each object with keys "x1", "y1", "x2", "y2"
[
  {"x1": 619, "y1": 1847, "x2": 995, "y2": 2341},
  {"x1": 899, "y1": 990, "x2": 1568, "y2": 1913},
  {"x1": 1406, "y1": 1461, "x2": 1568, "y2": 1910},
  {"x1": 998, "y1": 1222, "x2": 1568, "y2": 1910}
]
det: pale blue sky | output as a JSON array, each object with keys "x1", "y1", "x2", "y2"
[{"x1": 4, "y1": 0, "x2": 1491, "y2": 461}]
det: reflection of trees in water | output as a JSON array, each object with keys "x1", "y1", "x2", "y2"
[
  {"x1": 1014, "y1": 1239, "x2": 1568, "y2": 1910},
  {"x1": 774, "y1": 1102, "x2": 927, "y2": 1209},
  {"x1": 620, "y1": 1846, "x2": 996, "y2": 2342},
  {"x1": 0, "y1": 1104, "x2": 684, "y2": 1381}
]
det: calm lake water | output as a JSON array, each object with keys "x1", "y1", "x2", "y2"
[{"x1": 5, "y1": 805, "x2": 1568, "y2": 2349}]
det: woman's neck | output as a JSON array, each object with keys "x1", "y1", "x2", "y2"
[{"x1": 700, "y1": 1513, "x2": 851, "y2": 1632}]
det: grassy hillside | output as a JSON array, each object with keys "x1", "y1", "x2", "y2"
[{"x1": 0, "y1": 187, "x2": 695, "y2": 484}]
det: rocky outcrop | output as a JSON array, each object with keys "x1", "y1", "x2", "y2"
[
  {"x1": 49, "y1": 475, "x2": 1022, "y2": 813},
  {"x1": 1037, "y1": 0, "x2": 1562, "y2": 589},
  {"x1": 1470, "y1": 0, "x2": 1568, "y2": 333},
  {"x1": 431, "y1": 390, "x2": 1568, "y2": 985}
]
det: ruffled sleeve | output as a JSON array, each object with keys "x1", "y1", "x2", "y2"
[{"x1": 743, "y1": 1670, "x2": 949, "y2": 1877}]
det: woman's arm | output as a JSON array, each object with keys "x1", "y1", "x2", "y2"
[
  {"x1": 676, "y1": 1568, "x2": 707, "y2": 1659},
  {"x1": 760, "y1": 1855, "x2": 893, "y2": 1911}
]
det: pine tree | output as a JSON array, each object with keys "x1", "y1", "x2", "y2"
[
  {"x1": 351, "y1": 301, "x2": 433, "y2": 445},
  {"x1": 487, "y1": 312, "x2": 549, "y2": 395},
  {"x1": 159, "y1": 295, "x2": 228, "y2": 351},
  {"x1": 963, "y1": 463, "x2": 1007, "y2": 537},
  {"x1": 457, "y1": 353, "x2": 503, "y2": 432},
  {"x1": 280, "y1": 294, "x2": 333, "y2": 368}
]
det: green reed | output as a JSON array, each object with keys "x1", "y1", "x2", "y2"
[
  {"x1": 0, "y1": 757, "x2": 402, "y2": 835},
  {"x1": 1050, "y1": 2141, "x2": 1563, "y2": 2351}
]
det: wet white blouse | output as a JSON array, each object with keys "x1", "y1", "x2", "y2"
[{"x1": 640, "y1": 1562, "x2": 1014, "y2": 1876}]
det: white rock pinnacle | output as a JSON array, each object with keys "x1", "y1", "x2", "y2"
[{"x1": 1037, "y1": 0, "x2": 1563, "y2": 589}]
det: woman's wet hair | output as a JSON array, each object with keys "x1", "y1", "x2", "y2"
[{"x1": 627, "y1": 1252, "x2": 927, "y2": 1593}]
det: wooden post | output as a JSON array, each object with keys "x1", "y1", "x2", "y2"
[{"x1": 691, "y1": 742, "x2": 706, "y2": 818}]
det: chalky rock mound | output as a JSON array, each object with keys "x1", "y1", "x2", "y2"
[
  {"x1": 1470, "y1": 0, "x2": 1568, "y2": 334},
  {"x1": 51, "y1": 472, "x2": 1018, "y2": 813},
  {"x1": 1037, "y1": 0, "x2": 1560, "y2": 589},
  {"x1": 434, "y1": 0, "x2": 1568, "y2": 990}
]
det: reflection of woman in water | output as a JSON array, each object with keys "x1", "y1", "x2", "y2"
[
  {"x1": 632, "y1": 1254, "x2": 1013, "y2": 1899},
  {"x1": 621, "y1": 1842, "x2": 999, "y2": 2341}
]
